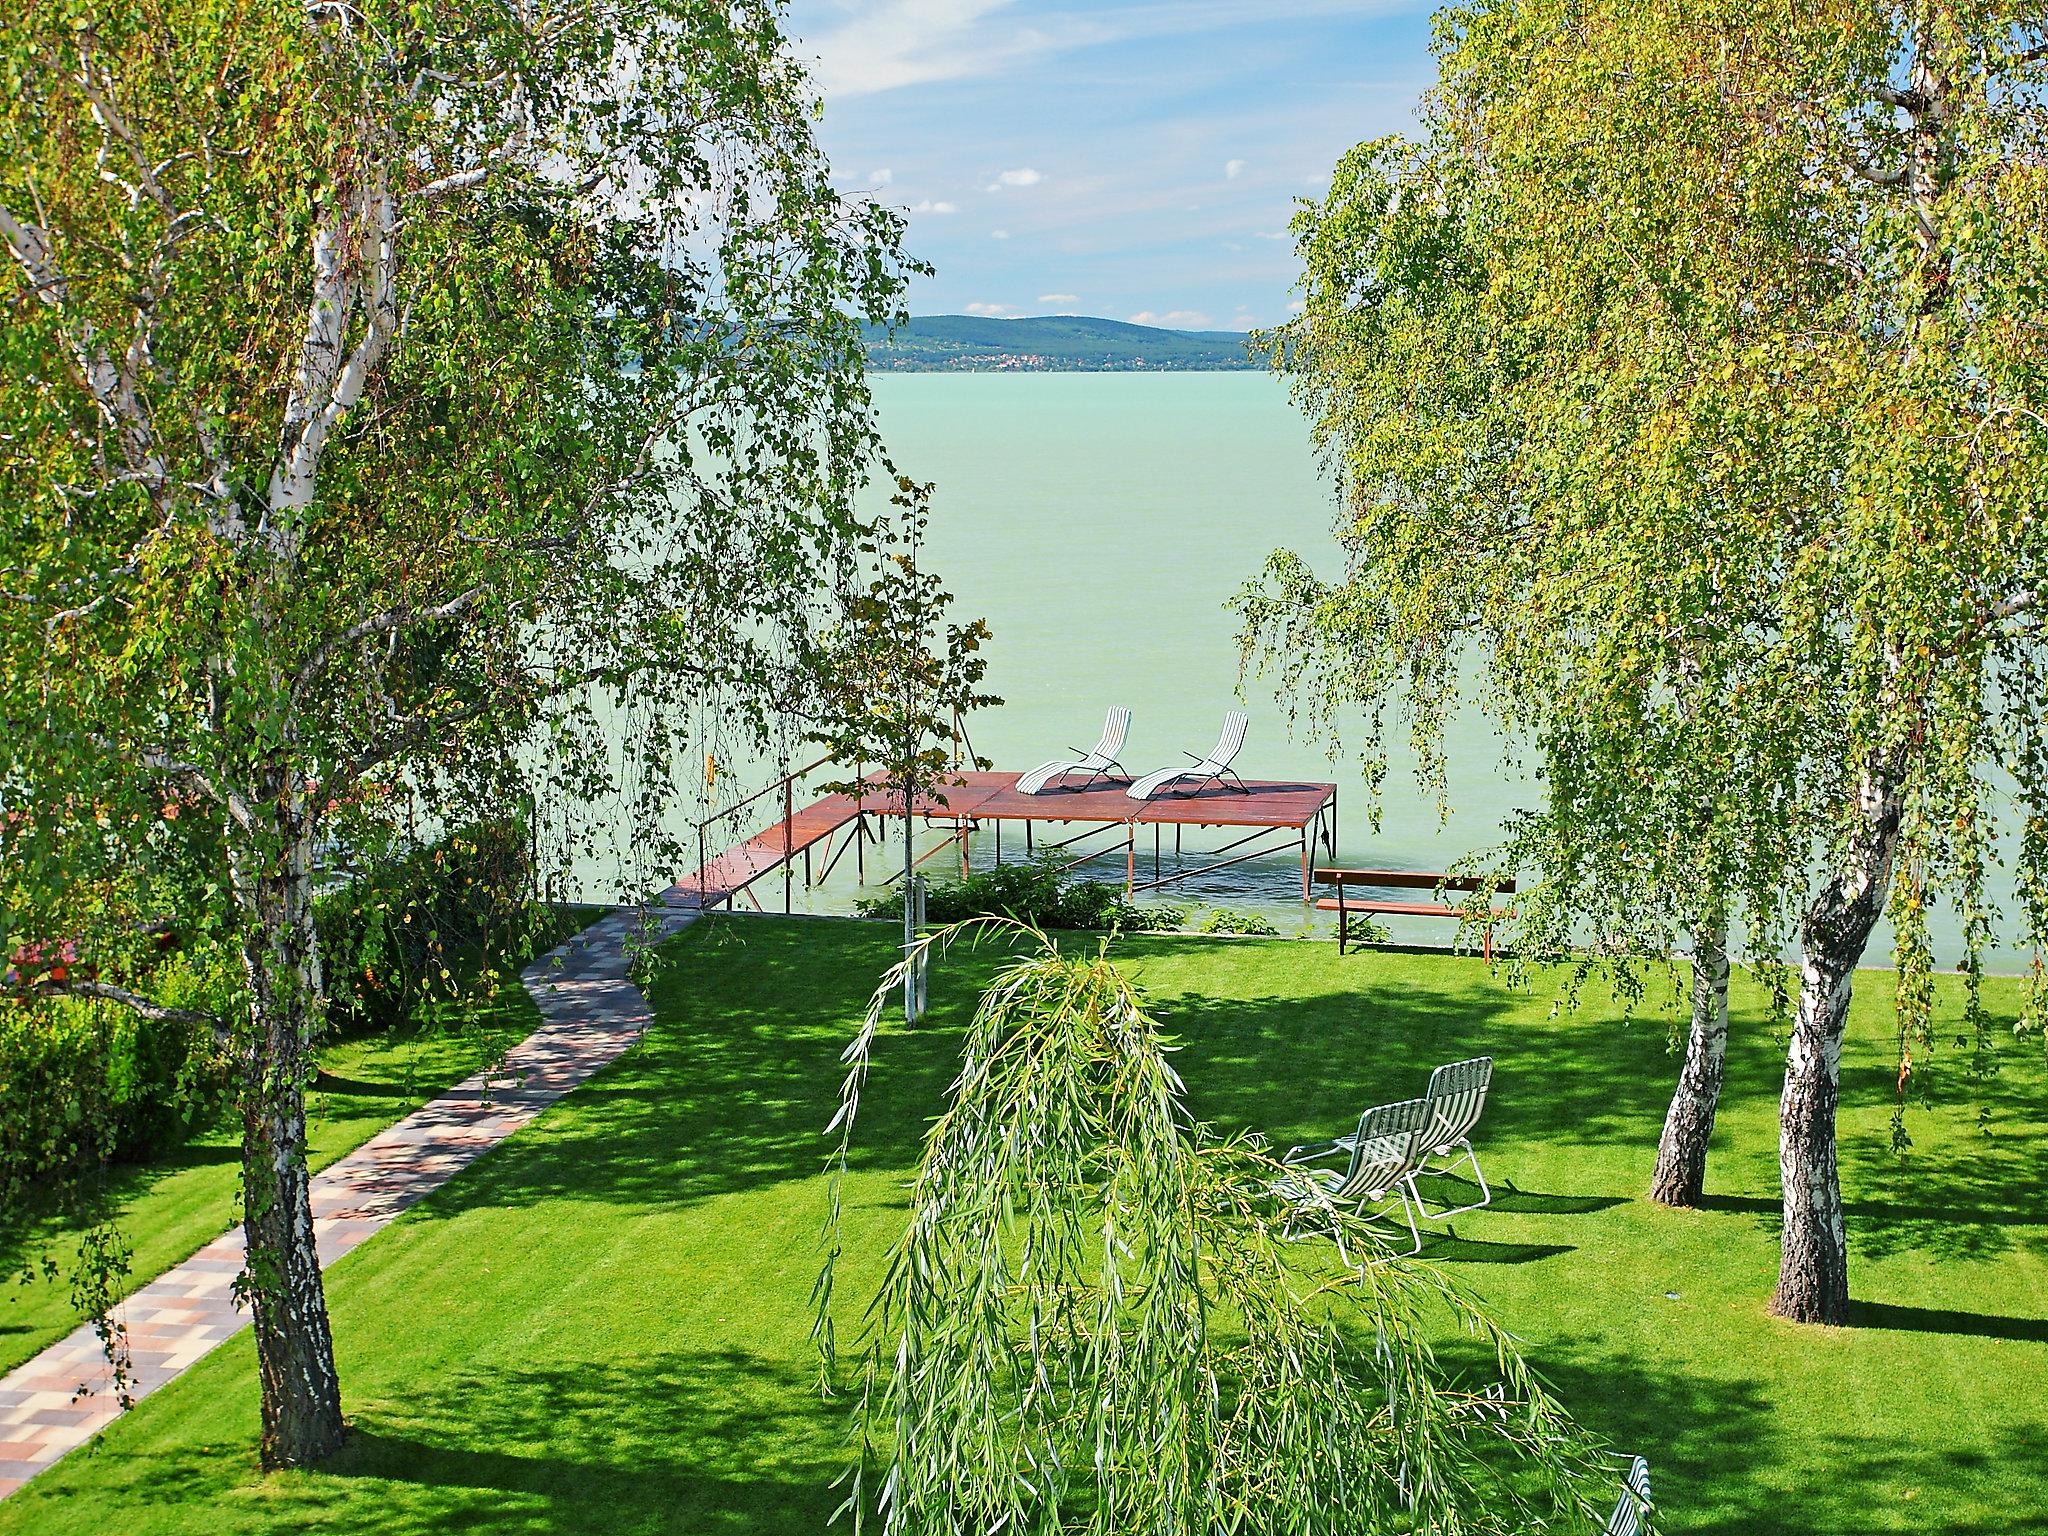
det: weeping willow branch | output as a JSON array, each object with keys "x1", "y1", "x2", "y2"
[{"x1": 815, "y1": 918, "x2": 1611, "y2": 1536}]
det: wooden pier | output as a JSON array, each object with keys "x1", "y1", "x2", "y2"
[{"x1": 666, "y1": 769, "x2": 1337, "y2": 911}]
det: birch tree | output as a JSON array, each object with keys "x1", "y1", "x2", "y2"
[
  {"x1": 1, "y1": 0, "x2": 915, "y2": 1464},
  {"x1": 807, "y1": 484, "x2": 996, "y2": 1023},
  {"x1": 1243, "y1": 1, "x2": 2048, "y2": 1323}
]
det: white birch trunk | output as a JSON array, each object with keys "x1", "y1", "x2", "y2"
[{"x1": 1650, "y1": 925, "x2": 1730, "y2": 1208}]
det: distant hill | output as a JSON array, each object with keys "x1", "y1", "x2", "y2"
[{"x1": 862, "y1": 314, "x2": 1260, "y2": 372}]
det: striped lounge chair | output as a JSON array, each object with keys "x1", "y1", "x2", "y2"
[
  {"x1": 1126, "y1": 710, "x2": 1249, "y2": 800},
  {"x1": 1272, "y1": 1096, "x2": 1430, "y2": 1261},
  {"x1": 1017, "y1": 707, "x2": 1132, "y2": 795},
  {"x1": 1413, "y1": 1055, "x2": 1494, "y2": 1219},
  {"x1": 1604, "y1": 1455, "x2": 1653, "y2": 1535}
]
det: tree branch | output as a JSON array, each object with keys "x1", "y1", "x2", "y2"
[
  {"x1": 0, "y1": 200, "x2": 172, "y2": 507},
  {"x1": 412, "y1": 82, "x2": 531, "y2": 201},
  {"x1": 6, "y1": 977, "x2": 230, "y2": 1045},
  {"x1": 292, "y1": 582, "x2": 492, "y2": 696},
  {"x1": 1844, "y1": 154, "x2": 1904, "y2": 189},
  {"x1": 266, "y1": 175, "x2": 398, "y2": 533},
  {"x1": 128, "y1": 743, "x2": 262, "y2": 834}
]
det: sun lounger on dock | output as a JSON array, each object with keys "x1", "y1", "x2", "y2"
[
  {"x1": 1017, "y1": 707, "x2": 1132, "y2": 795},
  {"x1": 1126, "y1": 711, "x2": 1248, "y2": 800}
]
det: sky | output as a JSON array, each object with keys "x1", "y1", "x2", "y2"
[{"x1": 781, "y1": 1, "x2": 1439, "y2": 332}]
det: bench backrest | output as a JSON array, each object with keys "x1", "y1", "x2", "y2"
[
  {"x1": 1337, "y1": 1096, "x2": 1428, "y2": 1201},
  {"x1": 1314, "y1": 866, "x2": 1517, "y2": 895}
]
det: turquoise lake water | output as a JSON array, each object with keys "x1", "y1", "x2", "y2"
[
  {"x1": 565, "y1": 370, "x2": 2015, "y2": 968},
  {"x1": 571, "y1": 371, "x2": 1535, "y2": 943},
  {"x1": 874, "y1": 371, "x2": 1529, "y2": 917}
]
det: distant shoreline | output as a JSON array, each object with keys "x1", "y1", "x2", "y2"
[
  {"x1": 866, "y1": 362, "x2": 1262, "y2": 373},
  {"x1": 863, "y1": 313, "x2": 1261, "y2": 372}
]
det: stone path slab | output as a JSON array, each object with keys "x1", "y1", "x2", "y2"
[{"x1": 0, "y1": 900, "x2": 691, "y2": 1499}]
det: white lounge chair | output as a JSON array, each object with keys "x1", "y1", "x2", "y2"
[
  {"x1": 1272, "y1": 1096, "x2": 1430, "y2": 1261},
  {"x1": 1125, "y1": 710, "x2": 1249, "y2": 800},
  {"x1": 1413, "y1": 1055, "x2": 1493, "y2": 1219},
  {"x1": 1016, "y1": 707, "x2": 1132, "y2": 795},
  {"x1": 1603, "y1": 1455, "x2": 1653, "y2": 1536}
]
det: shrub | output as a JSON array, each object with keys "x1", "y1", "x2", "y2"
[
  {"x1": 854, "y1": 856, "x2": 1186, "y2": 933},
  {"x1": 316, "y1": 819, "x2": 537, "y2": 1031},
  {"x1": 1196, "y1": 908, "x2": 1280, "y2": 937},
  {"x1": 0, "y1": 941, "x2": 236, "y2": 1198},
  {"x1": 0, "y1": 820, "x2": 545, "y2": 1198}
]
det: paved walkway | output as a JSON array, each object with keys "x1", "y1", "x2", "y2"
[{"x1": 0, "y1": 901, "x2": 692, "y2": 1499}]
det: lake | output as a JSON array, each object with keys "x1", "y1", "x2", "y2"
[
  {"x1": 564, "y1": 370, "x2": 2014, "y2": 970},
  {"x1": 874, "y1": 371, "x2": 1527, "y2": 918}
]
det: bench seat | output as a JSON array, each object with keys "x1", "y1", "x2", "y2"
[
  {"x1": 1313, "y1": 897, "x2": 1472, "y2": 919},
  {"x1": 1313, "y1": 867, "x2": 1514, "y2": 960}
]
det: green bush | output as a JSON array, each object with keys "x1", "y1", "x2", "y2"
[
  {"x1": 317, "y1": 819, "x2": 537, "y2": 1031},
  {"x1": 854, "y1": 856, "x2": 1186, "y2": 933},
  {"x1": 0, "y1": 821, "x2": 541, "y2": 1197},
  {"x1": 1196, "y1": 908, "x2": 1280, "y2": 937},
  {"x1": 0, "y1": 949, "x2": 233, "y2": 1198}
]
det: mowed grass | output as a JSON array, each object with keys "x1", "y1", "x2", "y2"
[
  {"x1": 2, "y1": 915, "x2": 2044, "y2": 1534},
  {"x1": 0, "y1": 908, "x2": 603, "y2": 1378}
]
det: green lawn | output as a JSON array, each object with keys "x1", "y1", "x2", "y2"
[
  {"x1": 3, "y1": 916, "x2": 2044, "y2": 1534},
  {"x1": 0, "y1": 908, "x2": 602, "y2": 1379}
]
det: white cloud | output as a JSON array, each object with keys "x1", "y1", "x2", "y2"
[
  {"x1": 965, "y1": 301, "x2": 1017, "y2": 316},
  {"x1": 990, "y1": 229, "x2": 1011, "y2": 239},
  {"x1": 801, "y1": 0, "x2": 1400, "y2": 98},
  {"x1": 907, "y1": 199, "x2": 958, "y2": 213},
  {"x1": 1225, "y1": 158, "x2": 1246, "y2": 179},
  {"x1": 1037, "y1": 292, "x2": 1079, "y2": 304},
  {"x1": 870, "y1": 167, "x2": 894, "y2": 186},
  {"x1": 987, "y1": 166, "x2": 1043, "y2": 191},
  {"x1": 1252, "y1": 229, "x2": 1289, "y2": 240},
  {"x1": 1287, "y1": 299, "x2": 1306, "y2": 312},
  {"x1": 1129, "y1": 308, "x2": 1214, "y2": 329}
]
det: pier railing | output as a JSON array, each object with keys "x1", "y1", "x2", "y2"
[{"x1": 689, "y1": 753, "x2": 837, "y2": 911}]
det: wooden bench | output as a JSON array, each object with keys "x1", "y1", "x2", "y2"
[{"x1": 1313, "y1": 867, "x2": 1517, "y2": 960}]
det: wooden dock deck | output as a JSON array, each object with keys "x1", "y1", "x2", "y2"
[{"x1": 665, "y1": 770, "x2": 1338, "y2": 910}]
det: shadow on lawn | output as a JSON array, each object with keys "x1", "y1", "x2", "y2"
[
  {"x1": 338, "y1": 1348, "x2": 839, "y2": 1536},
  {"x1": 89, "y1": 1349, "x2": 843, "y2": 1536},
  {"x1": 1136, "y1": 938, "x2": 2047, "y2": 1269},
  {"x1": 402, "y1": 924, "x2": 979, "y2": 1221},
  {"x1": 358, "y1": 920, "x2": 2045, "y2": 1536},
  {"x1": 409, "y1": 917, "x2": 1611, "y2": 1220},
  {"x1": 303, "y1": 1338, "x2": 2048, "y2": 1536},
  {"x1": 1850, "y1": 1300, "x2": 2048, "y2": 1345},
  {"x1": 1510, "y1": 1343, "x2": 2048, "y2": 1536},
  {"x1": 411, "y1": 918, "x2": 2045, "y2": 1271}
]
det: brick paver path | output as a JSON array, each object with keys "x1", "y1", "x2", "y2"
[{"x1": 0, "y1": 901, "x2": 692, "y2": 1499}]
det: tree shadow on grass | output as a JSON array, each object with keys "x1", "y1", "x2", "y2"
[
  {"x1": 1700, "y1": 1182, "x2": 2048, "y2": 1267},
  {"x1": 400, "y1": 923, "x2": 978, "y2": 1222},
  {"x1": 326, "y1": 1349, "x2": 842, "y2": 1536},
  {"x1": 414, "y1": 918, "x2": 2045, "y2": 1277},
  {"x1": 409, "y1": 918, "x2": 1627, "y2": 1221},
  {"x1": 1124, "y1": 937, "x2": 2046, "y2": 1269},
  {"x1": 81, "y1": 1348, "x2": 843, "y2": 1536},
  {"x1": 1849, "y1": 1300, "x2": 2048, "y2": 1345},
  {"x1": 1449, "y1": 1340, "x2": 2048, "y2": 1535},
  {"x1": 1135, "y1": 950, "x2": 1711, "y2": 1164}
]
